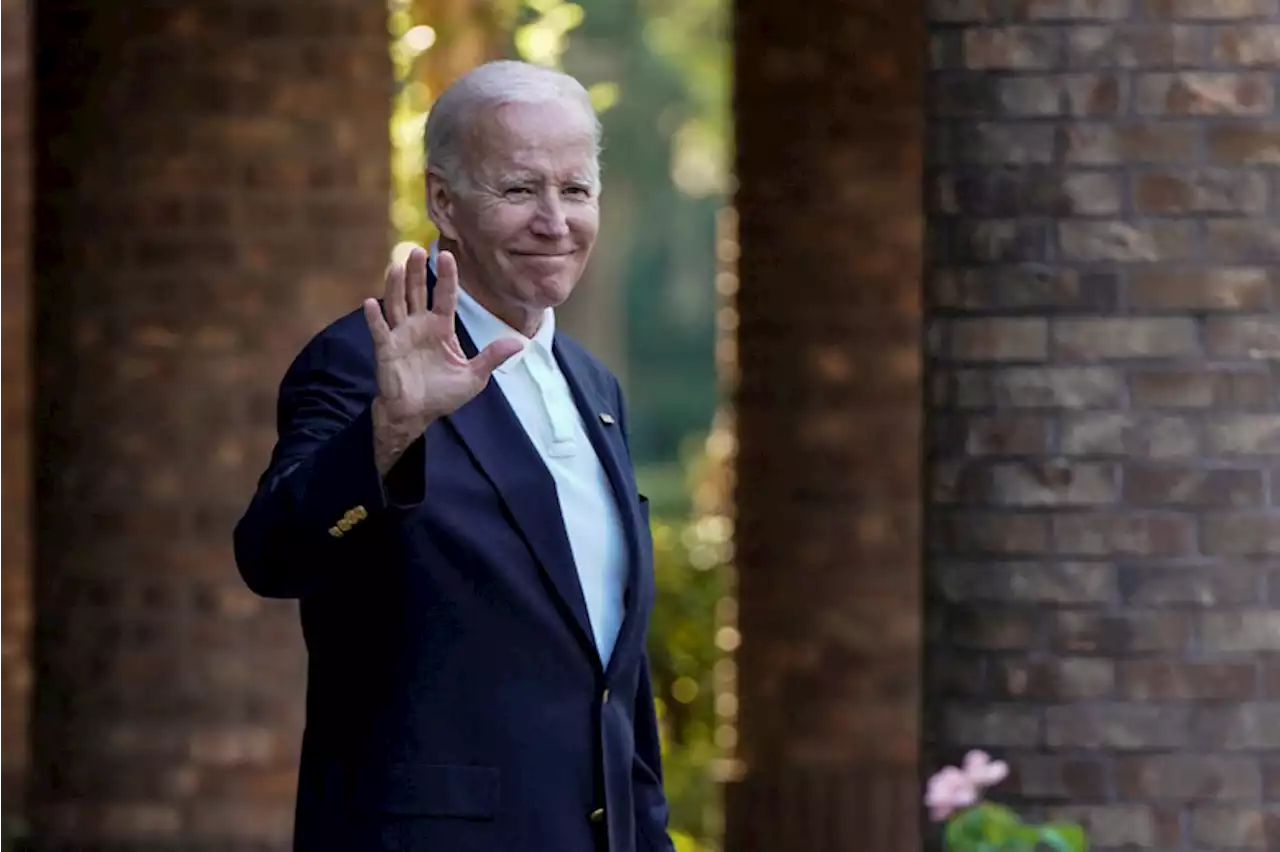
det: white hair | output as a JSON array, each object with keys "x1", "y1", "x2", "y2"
[{"x1": 425, "y1": 60, "x2": 603, "y2": 193}]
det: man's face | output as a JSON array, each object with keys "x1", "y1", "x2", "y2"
[{"x1": 431, "y1": 98, "x2": 600, "y2": 325}]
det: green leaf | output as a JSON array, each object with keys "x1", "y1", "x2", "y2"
[
  {"x1": 973, "y1": 803, "x2": 1022, "y2": 846},
  {"x1": 945, "y1": 807, "x2": 985, "y2": 850},
  {"x1": 944, "y1": 803, "x2": 1027, "y2": 851},
  {"x1": 1037, "y1": 823, "x2": 1088, "y2": 852}
]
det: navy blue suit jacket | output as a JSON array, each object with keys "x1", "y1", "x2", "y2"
[{"x1": 233, "y1": 281, "x2": 673, "y2": 852}]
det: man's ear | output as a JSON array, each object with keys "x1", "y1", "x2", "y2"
[{"x1": 426, "y1": 170, "x2": 460, "y2": 241}]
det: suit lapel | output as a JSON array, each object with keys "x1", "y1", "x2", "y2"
[
  {"x1": 442, "y1": 312, "x2": 599, "y2": 661},
  {"x1": 552, "y1": 338, "x2": 646, "y2": 678}
]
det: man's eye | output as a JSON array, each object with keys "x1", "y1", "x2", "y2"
[
  {"x1": 505, "y1": 187, "x2": 534, "y2": 198},
  {"x1": 564, "y1": 186, "x2": 591, "y2": 198}
]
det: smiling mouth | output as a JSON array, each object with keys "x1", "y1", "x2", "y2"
[{"x1": 512, "y1": 251, "x2": 574, "y2": 258}]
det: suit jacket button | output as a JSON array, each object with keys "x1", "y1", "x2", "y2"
[
  {"x1": 589, "y1": 808, "x2": 605, "y2": 824},
  {"x1": 602, "y1": 688, "x2": 610, "y2": 704}
]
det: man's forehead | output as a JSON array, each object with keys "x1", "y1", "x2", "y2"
[
  {"x1": 469, "y1": 100, "x2": 593, "y2": 145},
  {"x1": 465, "y1": 106, "x2": 596, "y2": 177}
]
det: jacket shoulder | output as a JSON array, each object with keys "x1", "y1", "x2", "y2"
[{"x1": 282, "y1": 306, "x2": 375, "y2": 381}]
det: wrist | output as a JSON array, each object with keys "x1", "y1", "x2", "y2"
[{"x1": 372, "y1": 398, "x2": 432, "y2": 477}]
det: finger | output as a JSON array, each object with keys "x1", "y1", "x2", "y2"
[
  {"x1": 362, "y1": 298, "x2": 391, "y2": 348},
  {"x1": 471, "y1": 338, "x2": 524, "y2": 379},
  {"x1": 433, "y1": 250, "x2": 459, "y2": 320},
  {"x1": 405, "y1": 245, "x2": 427, "y2": 315},
  {"x1": 384, "y1": 262, "x2": 408, "y2": 328}
]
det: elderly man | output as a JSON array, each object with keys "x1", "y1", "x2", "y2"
[{"x1": 234, "y1": 61, "x2": 673, "y2": 852}]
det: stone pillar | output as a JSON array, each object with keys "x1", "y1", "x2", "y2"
[
  {"x1": 925, "y1": 0, "x2": 1280, "y2": 849},
  {"x1": 2, "y1": 0, "x2": 32, "y2": 830},
  {"x1": 28, "y1": 3, "x2": 391, "y2": 849},
  {"x1": 727, "y1": 0, "x2": 925, "y2": 847}
]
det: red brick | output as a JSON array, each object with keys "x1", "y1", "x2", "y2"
[
  {"x1": 1191, "y1": 807, "x2": 1280, "y2": 850},
  {"x1": 937, "y1": 560, "x2": 1117, "y2": 602},
  {"x1": 1207, "y1": 415, "x2": 1280, "y2": 454},
  {"x1": 1008, "y1": 755, "x2": 1111, "y2": 799},
  {"x1": 25, "y1": 1, "x2": 393, "y2": 846},
  {"x1": 1063, "y1": 412, "x2": 1198, "y2": 457},
  {"x1": 735, "y1": 0, "x2": 927, "y2": 835},
  {"x1": 1120, "y1": 660, "x2": 1258, "y2": 699},
  {"x1": 1123, "y1": 562, "x2": 1261, "y2": 608},
  {"x1": 1, "y1": 0, "x2": 31, "y2": 822},
  {"x1": 992, "y1": 657, "x2": 1115, "y2": 699},
  {"x1": 1209, "y1": 122, "x2": 1280, "y2": 164},
  {"x1": 951, "y1": 462, "x2": 1117, "y2": 506},
  {"x1": 1203, "y1": 516, "x2": 1280, "y2": 555},
  {"x1": 996, "y1": 74, "x2": 1126, "y2": 117},
  {"x1": 1213, "y1": 25, "x2": 1280, "y2": 65},
  {"x1": 1058, "y1": 220, "x2": 1197, "y2": 261},
  {"x1": 1016, "y1": 0, "x2": 1131, "y2": 17},
  {"x1": 1134, "y1": 168, "x2": 1269, "y2": 214},
  {"x1": 935, "y1": 414, "x2": 1053, "y2": 455},
  {"x1": 1046, "y1": 704, "x2": 1191, "y2": 749},
  {"x1": 1208, "y1": 314, "x2": 1280, "y2": 355},
  {"x1": 944, "y1": 704, "x2": 1041, "y2": 746},
  {"x1": 1053, "y1": 512, "x2": 1197, "y2": 555},
  {"x1": 1064, "y1": 122, "x2": 1200, "y2": 163},
  {"x1": 1129, "y1": 367, "x2": 1271, "y2": 408},
  {"x1": 929, "y1": 0, "x2": 991, "y2": 20},
  {"x1": 1143, "y1": 0, "x2": 1277, "y2": 16},
  {"x1": 1195, "y1": 704, "x2": 1280, "y2": 750},
  {"x1": 1117, "y1": 755, "x2": 1262, "y2": 800},
  {"x1": 1049, "y1": 611, "x2": 1194, "y2": 653},
  {"x1": 1131, "y1": 268, "x2": 1271, "y2": 311},
  {"x1": 1067, "y1": 24, "x2": 1203, "y2": 67},
  {"x1": 963, "y1": 27, "x2": 1060, "y2": 69},
  {"x1": 1136, "y1": 72, "x2": 1275, "y2": 114},
  {"x1": 1050, "y1": 806, "x2": 1181, "y2": 847},
  {"x1": 936, "y1": 512, "x2": 1050, "y2": 554},
  {"x1": 1200, "y1": 611, "x2": 1280, "y2": 650},
  {"x1": 948, "y1": 318, "x2": 1048, "y2": 360},
  {"x1": 1123, "y1": 466, "x2": 1263, "y2": 506},
  {"x1": 1206, "y1": 219, "x2": 1280, "y2": 261},
  {"x1": 991, "y1": 366, "x2": 1125, "y2": 407},
  {"x1": 925, "y1": 0, "x2": 1278, "y2": 835},
  {"x1": 1054, "y1": 317, "x2": 1200, "y2": 360}
]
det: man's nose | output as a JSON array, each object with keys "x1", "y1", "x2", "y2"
[{"x1": 530, "y1": 193, "x2": 570, "y2": 238}]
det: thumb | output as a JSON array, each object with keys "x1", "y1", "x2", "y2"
[{"x1": 471, "y1": 338, "x2": 524, "y2": 379}]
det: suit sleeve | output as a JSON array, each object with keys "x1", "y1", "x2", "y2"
[
  {"x1": 233, "y1": 327, "x2": 426, "y2": 599},
  {"x1": 614, "y1": 379, "x2": 675, "y2": 852}
]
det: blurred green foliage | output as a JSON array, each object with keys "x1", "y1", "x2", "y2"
[
  {"x1": 641, "y1": 427, "x2": 735, "y2": 851},
  {"x1": 650, "y1": 524, "x2": 728, "y2": 852}
]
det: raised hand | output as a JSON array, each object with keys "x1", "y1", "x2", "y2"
[{"x1": 364, "y1": 246, "x2": 522, "y2": 475}]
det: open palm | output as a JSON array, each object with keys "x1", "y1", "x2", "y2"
[{"x1": 364, "y1": 247, "x2": 521, "y2": 433}]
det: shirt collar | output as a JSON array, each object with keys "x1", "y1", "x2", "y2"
[{"x1": 429, "y1": 241, "x2": 556, "y2": 373}]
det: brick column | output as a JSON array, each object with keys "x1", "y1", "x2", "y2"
[
  {"x1": 926, "y1": 0, "x2": 1280, "y2": 849},
  {"x1": 2, "y1": 0, "x2": 32, "y2": 828},
  {"x1": 727, "y1": 0, "x2": 925, "y2": 848},
  {"x1": 28, "y1": 3, "x2": 391, "y2": 850}
]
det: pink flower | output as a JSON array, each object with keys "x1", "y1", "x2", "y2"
[
  {"x1": 924, "y1": 766, "x2": 979, "y2": 822},
  {"x1": 962, "y1": 750, "x2": 1009, "y2": 789}
]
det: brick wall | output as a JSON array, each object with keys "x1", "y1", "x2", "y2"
[
  {"x1": 28, "y1": 3, "x2": 391, "y2": 849},
  {"x1": 2, "y1": 0, "x2": 32, "y2": 828},
  {"x1": 925, "y1": 0, "x2": 1280, "y2": 849},
  {"x1": 727, "y1": 0, "x2": 926, "y2": 848}
]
